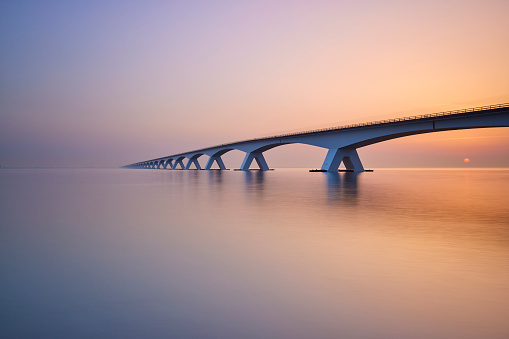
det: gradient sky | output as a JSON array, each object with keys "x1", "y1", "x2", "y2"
[{"x1": 1, "y1": 0, "x2": 508, "y2": 168}]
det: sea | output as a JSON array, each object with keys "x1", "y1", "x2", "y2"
[{"x1": 1, "y1": 168, "x2": 509, "y2": 339}]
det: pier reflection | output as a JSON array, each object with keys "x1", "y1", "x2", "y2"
[
  {"x1": 207, "y1": 169, "x2": 224, "y2": 186},
  {"x1": 325, "y1": 172, "x2": 360, "y2": 204},
  {"x1": 243, "y1": 171, "x2": 265, "y2": 194}
]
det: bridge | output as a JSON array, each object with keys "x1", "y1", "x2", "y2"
[{"x1": 124, "y1": 103, "x2": 509, "y2": 172}]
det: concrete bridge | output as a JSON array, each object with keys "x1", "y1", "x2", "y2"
[{"x1": 124, "y1": 103, "x2": 509, "y2": 172}]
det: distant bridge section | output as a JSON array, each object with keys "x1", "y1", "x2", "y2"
[{"x1": 124, "y1": 103, "x2": 509, "y2": 172}]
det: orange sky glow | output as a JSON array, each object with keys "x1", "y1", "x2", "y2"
[{"x1": 0, "y1": 0, "x2": 508, "y2": 168}]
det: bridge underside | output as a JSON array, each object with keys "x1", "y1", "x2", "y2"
[{"x1": 125, "y1": 105, "x2": 509, "y2": 172}]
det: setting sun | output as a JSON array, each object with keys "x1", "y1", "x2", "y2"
[{"x1": 464, "y1": 158, "x2": 471, "y2": 163}]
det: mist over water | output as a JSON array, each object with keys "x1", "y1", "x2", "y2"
[{"x1": 1, "y1": 168, "x2": 509, "y2": 338}]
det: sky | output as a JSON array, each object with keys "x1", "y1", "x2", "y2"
[{"x1": 1, "y1": 0, "x2": 508, "y2": 168}]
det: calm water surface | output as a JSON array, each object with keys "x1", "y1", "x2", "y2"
[{"x1": 1, "y1": 168, "x2": 509, "y2": 338}]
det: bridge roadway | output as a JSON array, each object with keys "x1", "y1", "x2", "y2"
[{"x1": 124, "y1": 103, "x2": 509, "y2": 172}]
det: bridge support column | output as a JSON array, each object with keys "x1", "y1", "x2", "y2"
[
  {"x1": 163, "y1": 159, "x2": 173, "y2": 169},
  {"x1": 240, "y1": 152, "x2": 269, "y2": 171},
  {"x1": 185, "y1": 158, "x2": 202, "y2": 170},
  {"x1": 173, "y1": 158, "x2": 186, "y2": 169},
  {"x1": 205, "y1": 155, "x2": 226, "y2": 170},
  {"x1": 321, "y1": 148, "x2": 364, "y2": 172}
]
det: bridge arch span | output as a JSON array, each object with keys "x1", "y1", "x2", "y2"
[
  {"x1": 185, "y1": 153, "x2": 204, "y2": 170},
  {"x1": 172, "y1": 156, "x2": 185, "y2": 169},
  {"x1": 320, "y1": 114, "x2": 507, "y2": 150},
  {"x1": 203, "y1": 148, "x2": 235, "y2": 170},
  {"x1": 124, "y1": 104, "x2": 509, "y2": 172}
]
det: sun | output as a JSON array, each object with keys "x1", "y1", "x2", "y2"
[{"x1": 464, "y1": 158, "x2": 470, "y2": 163}]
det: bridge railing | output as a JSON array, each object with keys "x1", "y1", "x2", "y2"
[
  {"x1": 213, "y1": 102, "x2": 509, "y2": 146},
  {"x1": 264, "y1": 102, "x2": 509, "y2": 139},
  {"x1": 137, "y1": 102, "x2": 509, "y2": 163}
]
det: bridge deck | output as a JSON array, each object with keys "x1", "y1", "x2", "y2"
[{"x1": 125, "y1": 103, "x2": 509, "y2": 171}]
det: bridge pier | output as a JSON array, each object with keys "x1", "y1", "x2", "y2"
[
  {"x1": 321, "y1": 148, "x2": 364, "y2": 172},
  {"x1": 125, "y1": 104, "x2": 509, "y2": 172},
  {"x1": 185, "y1": 156, "x2": 202, "y2": 170},
  {"x1": 205, "y1": 155, "x2": 226, "y2": 170},
  {"x1": 240, "y1": 152, "x2": 269, "y2": 171},
  {"x1": 173, "y1": 157, "x2": 186, "y2": 169},
  {"x1": 164, "y1": 159, "x2": 173, "y2": 169}
]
